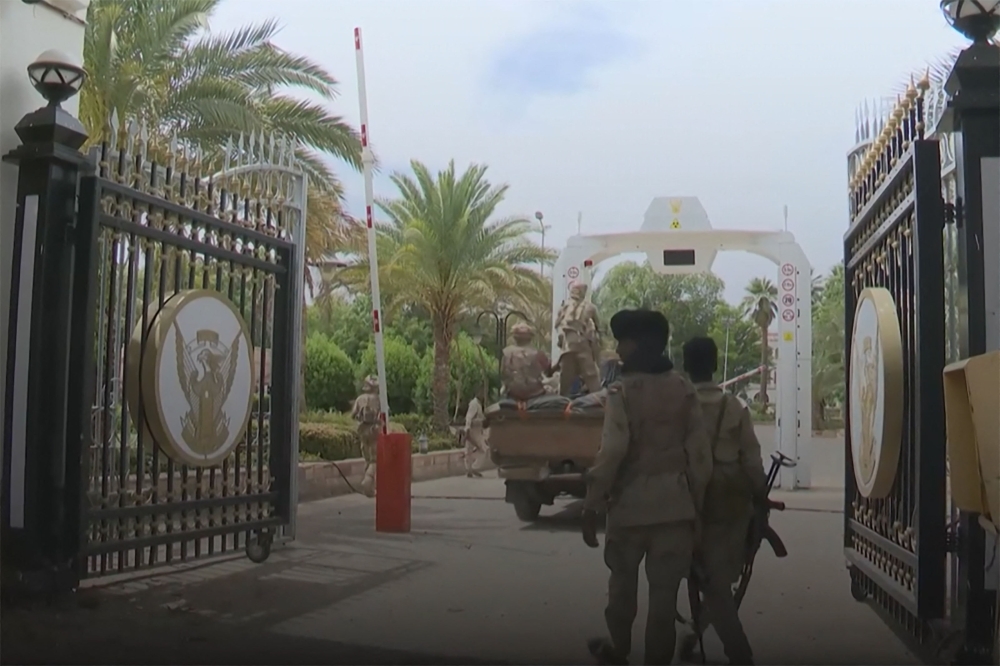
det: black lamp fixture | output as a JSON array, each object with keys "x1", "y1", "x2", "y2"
[
  {"x1": 941, "y1": 0, "x2": 1000, "y2": 43},
  {"x1": 13, "y1": 50, "x2": 88, "y2": 151},
  {"x1": 27, "y1": 50, "x2": 86, "y2": 107}
]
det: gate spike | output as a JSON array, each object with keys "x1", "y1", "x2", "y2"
[
  {"x1": 237, "y1": 133, "x2": 246, "y2": 168},
  {"x1": 223, "y1": 136, "x2": 233, "y2": 174},
  {"x1": 109, "y1": 110, "x2": 120, "y2": 151},
  {"x1": 268, "y1": 131, "x2": 276, "y2": 165}
]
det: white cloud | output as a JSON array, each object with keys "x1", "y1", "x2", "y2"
[{"x1": 211, "y1": 0, "x2": 969, "y2": 302}]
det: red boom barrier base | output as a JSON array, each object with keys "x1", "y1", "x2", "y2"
[{"x1": 375, "y1": 432, "x2": 412, "y2": 533}]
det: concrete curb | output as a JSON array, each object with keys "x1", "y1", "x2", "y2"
[{"x1": 298, "y1": 449, "x2": 489, "y2": 502}]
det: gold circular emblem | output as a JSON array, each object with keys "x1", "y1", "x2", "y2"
[
  {"x1": 125, "y1": 290, "x2": 255, "y2": 468},
  {"x1": 849, "y1": 287, "x2": 904, "y2": 499}
]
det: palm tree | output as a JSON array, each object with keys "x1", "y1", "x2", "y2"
[
  {"x1": 742, "y1": 277, "x2": 778, "y2": 405},
  {"x1": 340, "y1": 160, "x2": 553, "y2": 427},
  {"x1": 81, "y1": 0, "x2": 363, "y2": 188}
]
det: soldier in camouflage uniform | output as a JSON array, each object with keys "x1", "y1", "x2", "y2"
[
  {"x1": 351, "y1": 375, "x2": 381, "y2": 498},
  {"x1": 500, "y1": 323, "x2": 551, "y2": 401},
  {"x1": 583, "y1": 310, "x2": 713, "y2": 666},
  {"x1": 554, "y1": 282, "x2": 601, "y2": 396},
  {"x1": 678, "y1": 336, "x2": 768, "y2": 666}
]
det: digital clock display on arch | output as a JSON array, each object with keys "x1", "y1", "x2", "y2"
[{"x1": 662, "y1": 249, "x2": 696, "y2": 266}]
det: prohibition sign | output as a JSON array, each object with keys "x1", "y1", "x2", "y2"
[
  {"x1": 781, "y1": 309, "x2": 795, "y2": 322},
  {"x1": 781, "y1": 263, "x2": 795, "y2": 277},
  {"x1": 782, "y1": 293, "x2": 795, "y2": 307},
  {"x1": 567, "y1": 266, "x2": 580, "y2": 279},
  {"x1": 781, "y1": 278, "x2": 795, "y2": 292}
]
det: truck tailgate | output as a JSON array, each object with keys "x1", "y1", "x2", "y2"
[{"x1": 487, "y1": 412, "x2": 603, "y2": 468}]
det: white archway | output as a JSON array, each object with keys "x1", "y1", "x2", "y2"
[{"x1": 552, "y1": 197, "x2": 812, "y2": 489}]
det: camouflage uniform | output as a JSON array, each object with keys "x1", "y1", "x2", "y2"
[
  {"x1": 500, "y1": 323, "x2": 551, "y2": 401},
  {"x1": 351, "y1": 375, "x2": 381, "y2": 498},
  {"x1": 554, "y1": 283, "x2": 601, "y2": 396},
  {"x1": 679, "y1": 381, "x2": 769, "y2": 665},
  {"x1": 585, "y1": 371, "x2": 713, "y2": 665},
  {"x1": 464, "y1": 396, "x2": 489, "y2": 477}
]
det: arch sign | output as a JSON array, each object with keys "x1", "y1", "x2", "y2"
[
  {"x1": 126, "y1": 290, "x2": 256, "y2": 468},
  {"x1": 849, "y1": 287, "x2": 904, "y2": 498}
]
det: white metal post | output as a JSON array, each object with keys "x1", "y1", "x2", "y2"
[{"x1": 354, "y1": 28, "x2": 390, "y2": 431}]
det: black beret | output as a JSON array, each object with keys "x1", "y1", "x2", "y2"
[{"x1": 609, "y1": 309, "x2": 669, "y2": 343}]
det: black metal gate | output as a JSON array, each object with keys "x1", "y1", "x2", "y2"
[
  {"x1": 843, "y1": 86, "x2": 950, "y2": 657},
  {"x1": 2, "y1": 115, "x2": 304, "y2": 591},
  {"x1": 76, "y1": 128, "x2": 303, "y2": 577}
]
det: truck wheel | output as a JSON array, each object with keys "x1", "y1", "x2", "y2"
[{"x1": 513, "y1": 497, "x2": 542, "y2": 522}]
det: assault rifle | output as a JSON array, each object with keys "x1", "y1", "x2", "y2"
[{"x1": 682, "y1": 451, "x2": 796, "y2": 661}]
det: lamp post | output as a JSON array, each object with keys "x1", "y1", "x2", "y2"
[
  {"x1": 2, "y1": 50, "x2": 91, "y2": 594},
  {"x1": 475, "y1": 308, "x2": 529, "y2": 377},
  {"x1": 534, "y1": 211, "x2": 550, "y2": 278},
  {"x1": 937, "y1": 1, "x2": 1000, "y2": 661}
]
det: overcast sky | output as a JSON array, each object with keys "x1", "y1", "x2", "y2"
[{"x1": 212, "y1": 0, "x2": 968, "y2": 303}]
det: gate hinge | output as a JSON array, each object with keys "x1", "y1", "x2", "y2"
[{"x1": 944, "y1": 197, "x2": 965, "y2": 229}]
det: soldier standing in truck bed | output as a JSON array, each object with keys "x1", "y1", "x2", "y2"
[
  {"x1": 554, "y1": 282, "x2": 601, "y2": 396},
  {"x1": 581, "y1": 309, "x2": 713, "y2": 666}
]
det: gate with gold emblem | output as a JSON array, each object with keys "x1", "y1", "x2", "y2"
[
  {"x1": 843, "y1": 79, "x2": 950, "y2": 660},
  {"x1": 67, "y1": 125, "x2": 307, "y2": 579},
  {"x1": 64, "y1": 125, "x2": 307, "y2": 579}
]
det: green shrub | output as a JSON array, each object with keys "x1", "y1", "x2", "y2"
[
  {"x1": 414, "y1": 332, "x2": 501, "y2": 417},
  {"x1": 392, "y1": 412, "x2": 435, "y2": 436},
  {"x1": 357, "y1": 336, "x2": 422, "y2": 414},
  {"x1": 304, "y1": 335, "x2": 356, "y2": 412},
  {"x1": 298, "y1": 418, "x2": 438, "y2": 461},
  {"x1": 299, "y1": 422, "x2": 359, "y2": 461},
  {"x1": 300, "y1": 409, "x2": 355, "y2": 426}
]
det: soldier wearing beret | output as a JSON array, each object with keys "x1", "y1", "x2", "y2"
[{"x1": 582, "y1": 309, "x2": 713, "y2": 666}]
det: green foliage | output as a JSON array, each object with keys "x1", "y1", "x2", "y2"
[
  {"x1": 307, "y1": 295, "x2": 373, "y2": 362},
  {"x1": 298, "y1": 416, "x2": 456, "y2": 461},
  {"x1": 705, "y1": 303, "x2": 761, "y2": 382},
  {"x1": 81, "y1": 0, "x2": 362, "y2": 189},
  {"x1": 392, "y1": 413, "x2": 436, "y2": 436},
  {"x1": 594, "y1": 262, "x2": 726, "y2": 358},
  {"x1": 303, "y1": 335, "x2": 356, "y2": 412},
  {"x1": 812, "y1": 263, "x2": 846, "y2": 427},
  {"x1": 414, "y1": 333, "x2": 500, "y2": 419},
  {"x1": 357, "y1": 335, "x2": 422, "y2": 414}
]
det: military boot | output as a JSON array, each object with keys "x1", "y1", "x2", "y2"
[{"x1": 587, "y1": 638, "x2": 628, "y2": 666}]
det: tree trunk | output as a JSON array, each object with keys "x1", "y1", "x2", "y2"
[
  {"x1": 431, "y1": 317, "x2": 453, "y2": 430},
  {"x1": 758, "y1": 326, "x2": 770, "y2": 405}
]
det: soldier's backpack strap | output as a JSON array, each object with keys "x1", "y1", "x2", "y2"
[{"x1": 710, "y1": 395, "x2": 729, "y2": 451}]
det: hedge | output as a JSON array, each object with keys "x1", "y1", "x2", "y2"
[
  {"x1": 357, "y1": 336, "x2": 422, "y2": 414},
  {"x1": 304, "y1": 335, "x2": 356, "y2": 411},
  {"x1": 298, "y1": 419, "x2": 457, "y2": 462}
]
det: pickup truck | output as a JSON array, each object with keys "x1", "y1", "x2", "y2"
[{"x1": 484, "y1": 359, "x2": 619, "y2": 522}]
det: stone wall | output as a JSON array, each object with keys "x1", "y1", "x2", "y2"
[{"x1": 298, "y1": 449, "x2": 481, "y2": 502}]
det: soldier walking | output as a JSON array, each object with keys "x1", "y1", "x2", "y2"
[
  {"x1": 679, "y1": 337, "x2": 768, "y2": 666},
  {"x1": 351, "y1": 375, "x2": 381, "y2": 498},
  {"x1": 464, "y1": 390, "x2": 489, "y2": 477},
  {"x1": 581, "y1": 309, "x2": 713, "y2": 666},
  {"x1": 554, "y1": 282, "x2": 602, "y2": 396}
]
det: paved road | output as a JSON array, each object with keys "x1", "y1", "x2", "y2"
[{"x1": 5, "y1": 468, "x2": 917, "y2": 665}]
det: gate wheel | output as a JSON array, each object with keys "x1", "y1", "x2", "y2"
[
  {"x1": 246, "y1": 529, "x2": 273, "y2": 564},
  {"x1": 849, "y1": 566, "x2": 868, "y2": 602}
]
